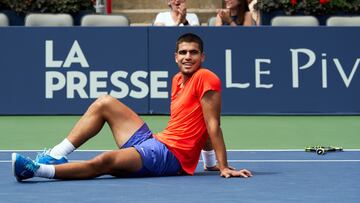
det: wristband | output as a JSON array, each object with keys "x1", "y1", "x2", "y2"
[{"x1": 201, "y1": 150, "x2": 216, "y2": 168}]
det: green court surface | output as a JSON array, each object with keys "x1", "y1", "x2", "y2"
[{"x1": 0, "y1": 116, "x2": 359, "y2": 150}]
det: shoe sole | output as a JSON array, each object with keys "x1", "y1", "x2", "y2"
[{"x1": 11, "y1": 153, "x2": 22, "y2": 182}]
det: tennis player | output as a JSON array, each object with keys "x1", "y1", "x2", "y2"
[{"x1": 12, "y1": 33, "x2": 252, "y2": 181}]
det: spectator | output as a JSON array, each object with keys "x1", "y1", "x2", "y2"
[
  {"x1": 248, "y1": 0, "x2": 260, "y2": 25},
  {"x1": 215, "y1": 0, "x2": 252, "y2": 26},
  {"x1": 154, "y1": 0, "x2": 200, "y2": 26}
]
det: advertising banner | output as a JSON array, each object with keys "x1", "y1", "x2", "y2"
[{"x1": 0, "y1": 27, "x2": 359, "y2": 115}]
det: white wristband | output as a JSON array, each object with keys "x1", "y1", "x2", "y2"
[{"x1": 201, "y1": 150, "x2": 216, "y2": 168}]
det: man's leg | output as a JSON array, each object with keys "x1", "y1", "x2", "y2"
[
  {"x1": 53, "y1": 148, "x2": 143, "y2": 179},
  {"x1": 67, "y1": 95, "x2": 144, "y2": 148},
  {"x1": 19, "y1": 95, "x2": 146, "y2": 180},
  {"x1": 13, "y1": 147, "x2": 143, "y2": 181},
  {"x1": 43, "y1": 95, "x2": 144, "y2": 161}
]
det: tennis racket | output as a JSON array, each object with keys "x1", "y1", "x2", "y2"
[{"x1": 305, "y1": 146, "x2": 343, "y2": 155}]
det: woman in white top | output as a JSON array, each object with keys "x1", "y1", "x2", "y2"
[{"x1": 154, "y1": 0, "x2": 200, "y2": 26}]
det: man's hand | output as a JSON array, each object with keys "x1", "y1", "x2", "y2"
[
  {"x1": 204, "y1": 164, "x2": 235, "y2": 171},
  {"x1": 220, "y1": 168, "x2": 252, "y2": 178}
]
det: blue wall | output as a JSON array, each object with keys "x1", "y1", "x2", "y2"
[{"x1": 0, "y1": 27, "x2": 359, "y2": 115}]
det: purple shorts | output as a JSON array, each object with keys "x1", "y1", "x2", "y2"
[{"x1": 121, "y1": 123, "x2": 181, "y2": 177}]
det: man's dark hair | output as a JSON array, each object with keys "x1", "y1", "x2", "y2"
[{"x1": 176, "y1": 33, "x2": 204, "y2": 53}]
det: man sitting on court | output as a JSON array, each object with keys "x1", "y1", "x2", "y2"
[{"x1": 12, "y1": 33, "x2": 252, "y2": 181}]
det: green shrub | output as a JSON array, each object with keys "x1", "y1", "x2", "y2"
[
  {"x1": 1, "y1": 0, "x2": 94, "y2": 14},
  {"x1": 257, "y1": 0, "x2": 360, "y2": 15}
]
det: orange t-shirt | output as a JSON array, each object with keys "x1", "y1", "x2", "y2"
[{"x1": 153, "y1": 68, "x2": 221, "y2": 175}]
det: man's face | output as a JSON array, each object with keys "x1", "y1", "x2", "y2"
[{"x1": 175, "y1": 42, "x2": 204, "y2": 76}]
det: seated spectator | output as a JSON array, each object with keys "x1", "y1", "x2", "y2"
[
  {"x1": 154, "y1": 0, "x2": 200, "y2": 26},
  {"x1": 248, "y1": 0, "x2": 260, "y2": 25},
  {"x1": 215, "y1": 0, "x2": 252, "y2": 26}
]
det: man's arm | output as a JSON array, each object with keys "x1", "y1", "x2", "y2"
[
  {"x1": 201, "y1": 90, "x2": 252, "y2": 178},
  {"x1": 202, "y1": 138, "x2": 236, "y2": 171},
  {"x1": 202, "y1": 138, "x2": 217, "y2": 170}
]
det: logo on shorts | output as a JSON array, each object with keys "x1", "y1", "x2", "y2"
[{"x1": 140, "y1": 148, "x2": 146, "y2": 155}]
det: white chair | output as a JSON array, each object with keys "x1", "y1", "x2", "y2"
[
  {"x1": 271, "y1": 16, "x2": 319, "y2": 26},
  {"x1": 81, "y1": 15, "x2": 130, "y2": 26},
  {"x1": 0, "y1": 13, "x2": 9, "y2": 26},
  {"x1": 25, "y1": 13, "x2": 73, "y2": 26},
  {"x1": 208, "y1": 16, "x2": 217, "y2": 26},
  {"x1": 326, "y1": 16, "x2": 360, "y2": 26}
]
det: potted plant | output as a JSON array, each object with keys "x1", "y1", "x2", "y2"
[
  {"x1": 30, "y1": 0, "x2": 95, "y2": 25},
  {"x1": 0, "y1": 0, "x2": 33, "y2": 25},
  {"x1": 256, "y1": 0, "x2": 360, "y2": 25}
]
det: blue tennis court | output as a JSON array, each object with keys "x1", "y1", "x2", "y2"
[{"x1": 1, "y1": 150, "x2": 359, "y2": 202}]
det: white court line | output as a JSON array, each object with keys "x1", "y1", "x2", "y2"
[
  {"x1": 0, "y1": 150, "x2": 111, "y2": 152},
  {"x1": 227, "y1": 149, "x2": 360, "y2": 152},
  {"x1": 2, "y1": 150, "x2": 359, "y2": 163},
  {"x1": 2, "y1": 159, "x2": 360, "y2": 163},
  {"x1": 0, "y1": 149, "x2": 359, "y2": 152},
  {"x1": 225, "y1": 160, "x2": 360, "y2": 163}
]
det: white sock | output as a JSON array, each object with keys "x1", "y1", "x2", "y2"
[
  {"x1": 49, "y1": 138, "x2": 76, "y2": 159},
  {"x1": 34, "y1": 164, "x2": 55, "y2": 179}
]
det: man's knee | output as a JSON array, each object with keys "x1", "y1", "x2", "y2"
[
  {"x1": 97, "y1": 95, "x2": 118, "y2": 107},
  {"x1": 88, "y1": 152, "x2": 113, "y2": 174},
  {"x1": 92, "y1": 95, "x2": 118, "y2": 112}
]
